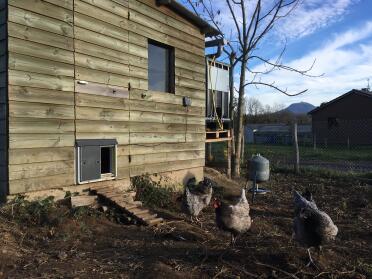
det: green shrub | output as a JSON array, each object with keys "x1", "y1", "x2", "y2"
[{"x1": 131, "y1": 175, "x2": 177, "y2": 209}]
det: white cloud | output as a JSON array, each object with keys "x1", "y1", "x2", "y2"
[
  {"x1": 277, "y1": 0, "x2": 359, "y2": 39},
  {"x1": 249, "y1": 21, "x2": 372, "y2": 107}
]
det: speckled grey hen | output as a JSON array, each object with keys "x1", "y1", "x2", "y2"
[
  {"x1": 182, "y1": 178, "x2": 213, "y2": 223},
  {"x1": 293, "y1": 190, "x2": 338, "y2": 267},
  {"x1": 214, "y1": 188, "x2": 252, "y2": 245}
]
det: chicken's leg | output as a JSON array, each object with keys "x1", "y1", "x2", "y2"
[{"x1": 306, "y1": 248, "x2": 319, "y2": 270}]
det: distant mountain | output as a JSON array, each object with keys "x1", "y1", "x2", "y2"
[{"x1": 283, "y1": 102, "x2": 315, "y2": 114}]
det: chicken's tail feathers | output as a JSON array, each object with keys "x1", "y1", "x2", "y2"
[{"x1": 240, "y1": 187, "x2": 248, "y2": 203}]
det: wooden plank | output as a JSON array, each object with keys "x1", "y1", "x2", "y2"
[
  {"x1": 76, "y1": 120, "x2": 129, "y2": 133},
  {"x1": 130, "y1": 158, "x2": 205, "y2": 177},
  {"x1": 9, "y1": 147, "x2": 74, "y2": 164},
  {"x1": 75, "y1": 66, "x2": 129, "y2": 88},
  {"x1": 76, "y1": 93, "x2": 130, "y2": 110},
  {"x1": 74, "y1": 12, "x2": 128, "y2": 42},
  {"x1": 0, "y1": 9, "x2": 6, "y2": 24},
  {"x1": 75, "y1": 0, "x2": 129, "y2": 31},
  {"x1": 74, "y1": 27, "x2": 128, "y2": 53},
  {"x1": 9, "y1": 69, "x2": 74, "y2": 91},
  {"x1": 9, "y1": 85, "x2": 74, "y2": 105},
  {"x1": 9, "y1": 52, "x2": 74, "y2": 77},
  {"x1": 0, "y1": 24, "x2": 5, "y2": 40},
  {"x1": 0, "y1": 88, "x2": 6, "y2": 104},
  {"x1": 175, "y1": 48, "x2": 205, "y2": 66},
  {"x1": 129, "y1": 0, "x2": 203, "y2": 40},
  {"x1": 130, "y1": 132, "x2": 190, "y2": 144},
  {"x1": 130, "y1": 111, "x2": 204, "y2": 125},
  {"x1": 9, "y1": 133, "x2": 75, "y2": 149},
  {"x1": 81, "y1": 0, "x2": 128, "y2": 17},
  {"x1": 175, "y1": 67, "x2": 205, "y2": 83},
  {"x1": 70, "y1": 195, "x2": 98, "y2": 208},
  {"x1": 130, "y1": 89, "x2": 205, "y2": 108},
  {"x1": 135, "y1": 0, "x2": 199, "y2": 30},
  {"x1": 9, "y1": 101, "x2": 74, "y2": 119},
  {"x1": 128, "y1": 9, "x2": 203, "y2": 48},
  {"x1": 75, "y1": 53, "x2": 129, "y2": 76},
  {"x1": 9, "y1": 160, "x2": 74, "y2": 180},
  {"x1": 175, "y1": 56, "x2": 205, "y2": 74},
  {"x1": 130, "y1": 122, "x2": 204, "y2": 133},
  {"x1": 117, "y1": 167, "x2": 130, "y2": 179},
  {"x1": 8, "y1": 22, "x2": 74, "y2": 50},
  {"x1": 176, "y1": 76, "x2": 205, "y2": 91},
  {"x1": 75, "y1": 81, "x2": 129, "y2": 99},
  {"x1": 8, "y1": 37, "x2": 74, "y2": 64},
  {"x1": 9, "y1": 118, "x2": 74, "y2": 134},
  {"x1": 8, "y1": 6, "x2": 73, "y2": 37},
  {"x1": 117, "y1": 141, "x2": 205, "y2": 156},
  {"x1": 44, "y1": 0, "x2": 74, "y2": 10},
  {"x1": 0, "y1": 72, "x2": 5, "y2": 87},
  {"x1": 129, "y1": 99, "x2": 203, "y2": 116},
  {"x1": 76, "y1": 132, "x2": 129, "y2": 144},
  {"x1": 175, "y1": 86, "x2": 205, "y2": 100},
  {"x1": 76, "y1": 106, "x2": 129, "y2": 121},
  {"x1": 8, "y1": 0, "x2": 73, "y2": 23},
  {"x1": 8, "y1": 173, "x2": 75, "y2": 194},
  {"x1": 117, "y1": 155, "x2": 129, "y2": 167},
  {"x1": 74, "y1": 39, "x2": 128, "y2": 66},
  {"x1": 130, "y1": 150, "x2": 204, "y2": 166}
]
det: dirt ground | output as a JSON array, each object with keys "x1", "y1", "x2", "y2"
[{"x1": 0, "y1": 167, "x2": 371, "y2": 279}]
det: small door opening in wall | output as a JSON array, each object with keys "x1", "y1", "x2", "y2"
[{"x1": 101, "y1": 146, "x2": 113, "y2": 174}]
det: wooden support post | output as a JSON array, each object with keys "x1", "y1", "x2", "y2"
[
  {"x1": 293, "y1": 122, "x2": 300, "y2": 174},
  {"x1": 206, "y1": 143, "x2": 213, "y2": 162},
  {"x1": 227, "y1": 135, "x2": 232, "y2": 179}
]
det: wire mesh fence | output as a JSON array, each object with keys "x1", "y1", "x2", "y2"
[{"x1": 207, "y1": 120, "x2": 372, "y2": 175}]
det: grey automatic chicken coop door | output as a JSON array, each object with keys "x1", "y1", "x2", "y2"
[{"x1": 76, "y1": 139, "x2": 117, "y2": 184}]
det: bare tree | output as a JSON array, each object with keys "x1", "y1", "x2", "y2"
[
  {"x1": 246, "y1": 97, "x2": 264, "y2": 116},
  {"x1": 186, "y1": 0, "x2": 320, "y2": 177}
]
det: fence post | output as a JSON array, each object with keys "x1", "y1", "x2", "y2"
[{"x1": 293, "y1": 122, "x2": 300, "y2": 174}]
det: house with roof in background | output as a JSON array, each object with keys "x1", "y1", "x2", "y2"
[{"x1": 308, "y1": 88, "x2": 372, "y2": 146}]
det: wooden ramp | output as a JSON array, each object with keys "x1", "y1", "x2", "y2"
[{"x1": 89, "y1": 185, "x2": 164, "y2": 227}]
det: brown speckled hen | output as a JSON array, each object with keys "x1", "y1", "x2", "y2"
[
  {"x1": 213, "y1": 188, "x2": 252, "y2": 245},
  {"x1": 293, "y1": 190, "x2": 338, "y2": 267}
]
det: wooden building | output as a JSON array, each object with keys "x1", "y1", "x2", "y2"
[
  {"x1": 308, "y1": 89, "x2": 372, "y2": 145},
  {"x1": 0, "y1": 0, "x2": 221, "y2": 199}
]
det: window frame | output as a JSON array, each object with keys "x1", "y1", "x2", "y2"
[{"x1": 148, "y1": 39, "x2": 175, "y2": 94}]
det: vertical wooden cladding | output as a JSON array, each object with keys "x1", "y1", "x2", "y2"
[
  {"x1": 6, "y1": 0, "x2": 206, "y2": 194},
  {"x1": 0, "y1": 0, "x2": 8, "y2": 199},
  {"x1": 7, "y1": 0, "x2": 75, "y2": 194}
]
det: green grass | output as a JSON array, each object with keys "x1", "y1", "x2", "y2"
[{"x1": 210, "y1": 142, "x2": 372, "y2": 163}]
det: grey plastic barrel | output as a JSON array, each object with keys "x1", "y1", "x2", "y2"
[{"x1": 248, "y1": 154, "x2": 270, "y2": 182}]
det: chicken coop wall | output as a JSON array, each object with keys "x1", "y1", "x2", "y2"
[
  {"x1": 4, "y1": 0, "x2": 207, "y2": 196},
  {"x1": 0, "y1": 0, "x2": 7, "y2": 199}
]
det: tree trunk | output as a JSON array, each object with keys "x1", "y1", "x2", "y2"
[
  {"x1": 228, "y1": 53, "x2": 237, "y2": 176},
  {"x1": 293, "y1": 122, "x2": 300, "y2": 174},
  {"x1": 233, "y1": 58, "x2": 247, "y2": 177}
]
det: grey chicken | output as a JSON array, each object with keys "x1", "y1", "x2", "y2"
[
  {"x1": 182, "y1": 178, "x2": 213, "y2": 223},
  {"x1": 293, "y1": 190, "x2": 338, "y2": 267},
  {"x1": 213, "y1": 188, "x2": 252, "y2": 245}
]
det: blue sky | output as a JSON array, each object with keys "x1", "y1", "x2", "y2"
[{"x1": 188, "y1": 0, "x2": 372, "y2": 107}]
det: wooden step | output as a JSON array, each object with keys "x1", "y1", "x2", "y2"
[
  {"x1": 130, "y1": 208, "x2": 149, "y2": 215},
  {"x1": 146, "y1": 217, "x2": 164, "y2": 226},
  {"x1": 139, "y1": 214, "x2": 158, "y2": 221}
]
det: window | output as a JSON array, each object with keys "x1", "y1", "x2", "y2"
[
  {"x1": 148, "y1": 40, "x2": 175, "y2": 93},
  {"x1": 76, "y1": 139, "x2": 117, "y2": 184},
  {"x1": 328, "y1": 117, "x2": 339, "y2": 129}
]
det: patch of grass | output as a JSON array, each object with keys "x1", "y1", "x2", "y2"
[
  {"x1": 210, "y1": 142, "x2": 372, "y2": 163},
  {"x1": 131, "y1": 175, "x2": 178, "y2": 209},
  {"x1": 3, "y1": 195, "x2": 57, "y2": 226}
]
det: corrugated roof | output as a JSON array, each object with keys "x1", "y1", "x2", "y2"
[{"x1": 308, "y1": 89, "x2": 372, "y2": 115}]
